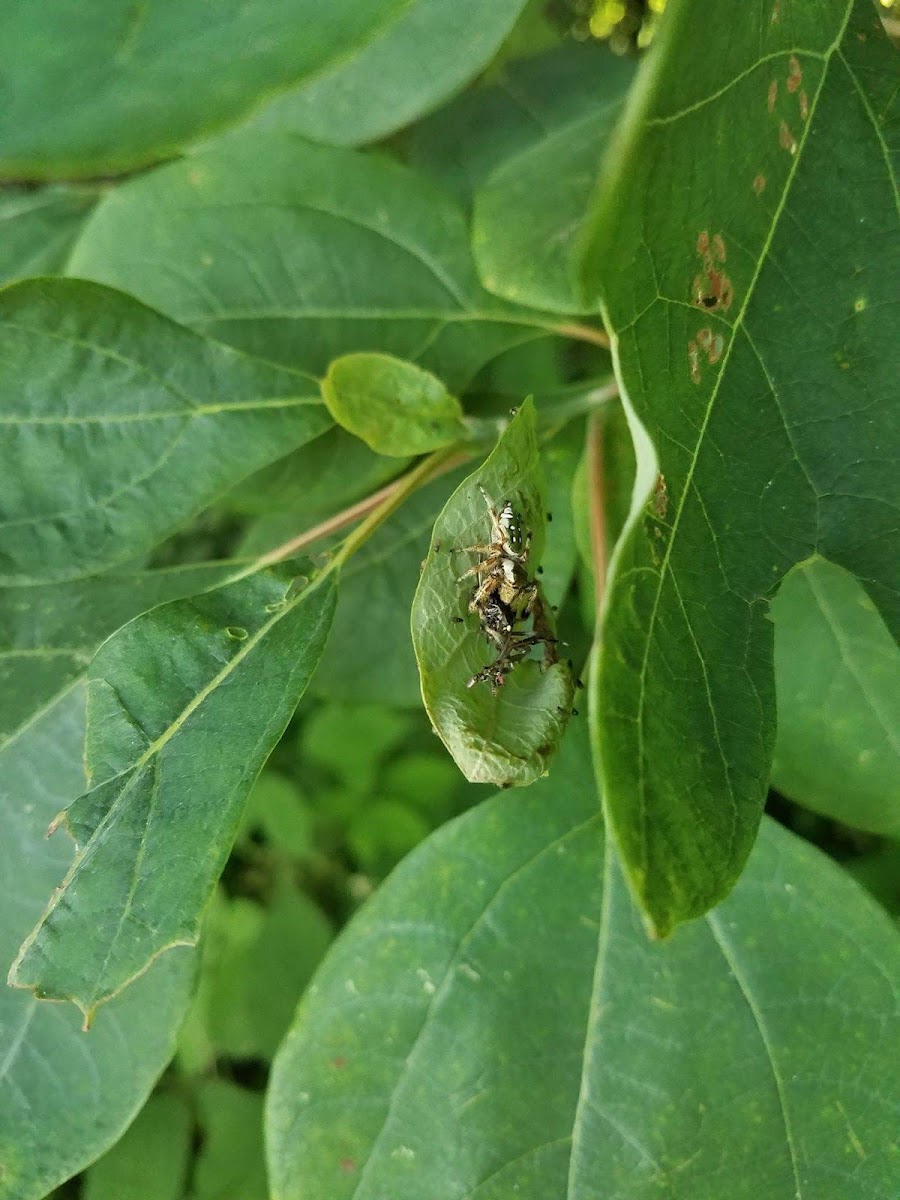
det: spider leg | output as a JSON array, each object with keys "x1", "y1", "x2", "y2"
[
  {"x1": 469, "y1": 573, "x2": 500, "y2": 610},
  {"x1": 457, "y1": 557, "x2": 503, "y2": 583}
]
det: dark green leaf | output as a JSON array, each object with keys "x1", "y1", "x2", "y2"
[
  {"x1": 300, "y1": 705, "x2": 414, "y2": 789},
  {"x1": 472, "y1": 48, "x2": 634, "y2": 313},
  {"x1": 267, "y1": 726, "x2": 900, "y2": 1199},
  {"x1": 0, "y1": 187, "x2": 98, "y2": 286},
  {"x1": 0, "y1": 279, "x2": 328, "y2": 585},
  {"x1": 0, "y1": 687, "x2": 194, "y2": 1200},
  {"x1": 582, "y1": 0, "x2": 900, "y2": 933},
  {"x1": 411, "y1": 400, "x2": 574, "y2": 785},
  {"x1": 66, "y1": 135, "x2": 571, "y2": 391},
  {"x1": 191, "y1": 882, "x2": 332, "y2": 1063},
  {"x1": 348, "y1": 800, "x2": 432, "y2": 879},
  {"x1": 228, "y1": 426, "x2": 405, "y2": 521},
  {"x1": 9, "y1": 561, "x2": 335, "y2": 1022},
  {"x1": 380, "y1": 753, "x2": 461, "y2": 825},
  {"x1": 772, "y1": 558, "x2": 900, "y2": 835},
  {"x1": 323, "y1": 353, "x2": 465, "y2": 456},
  {"x1": 408, "y1": 42, "x2": 625, "y2": 207},
  {"x1": 239, "y1": 0, "x2": 529, "y2": 147},
  {"x1": 239, "y1": 771, "x2": 314, "y2": 859},
  {"x1": 82, "y1": 1093, "x2": 192, "y2": 1200},
  {"x1": 0, "y1": 1, "x2": 454, "y2": 180},
  {"x1": 193, "y1": 1081, "x2": 267, "y2": 1200}
]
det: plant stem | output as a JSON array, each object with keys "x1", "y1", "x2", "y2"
[
  {"x1": 328, "y1": 445, "x2": 463, "y2": 573},
  {"x1": 586, "y1": 411, "x2": 609, "y2": 617},
  {"x1": 255, "y1": 444, "x2": 467, "y2": 577},
  {"x1": 553, "y1": 321, "x2": 610, "y2": 349}
]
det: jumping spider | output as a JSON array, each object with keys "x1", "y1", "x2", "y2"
[
  {"x1": 453, "y1": 486, "x2": 538, "y2": 621},
  {"x1": 453, "y1": 487, "x2": 558, "y2": 692}
]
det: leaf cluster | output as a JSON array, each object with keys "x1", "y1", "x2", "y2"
[{"x1": 1, "y1": 2, "x2": 898, "y2": 1198}]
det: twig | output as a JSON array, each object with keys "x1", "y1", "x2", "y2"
[
  {"x1": 553, "y1": 321, "x2": 611, "y2": 349},
  {"x1": 255, "y1": 447, "x2": 469, "y2": 571},
  {"x1": 254, "y1": 479, "x2": 401, "y2": 568}
]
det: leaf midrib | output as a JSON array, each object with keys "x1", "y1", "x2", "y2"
[
  {"x1": 622, "y1": 2, "x2": 856, "y2": 884},
  {"x1": 8, "y1": 570, "x2": 332, "y2": 998}
]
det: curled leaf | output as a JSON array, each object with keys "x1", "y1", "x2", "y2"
[{"x1": 411, "y1": 399, "x2": 574, "y2": 787}]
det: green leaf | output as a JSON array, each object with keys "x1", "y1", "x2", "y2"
[
  {"x1": 239, "y1": 771, "x2": 314, "y2": 859},
  {"x1": 66, "y1": 134, "x2": 570, "y2": 391},
  {"x1": 300, "y1": 705, "x2": 413, "y2": 790},
  {"x1": 408, "y1": 42, "x2": 625, "y2": 208},
  {"x1": 193, "y1": 1081, "x2": 267, "y2": 1200},
  {"x1": 0, "y1": 279, "x2": 328, "y2": 585},
  {"x1": 772, "y1": 558, "x2": 900, "y2": 835},
  {"x1": 323, "y1": 353, "x2": 465, "y2": 456},
  {"x1": 238, "y1": 0, "x2": 529, "y2": 147},
  {"x1": 0, "y1": 561, "x2": 235, "y2": 746},
  {"x1": 82, "y1": 1093, "x2": 192, "y2": 1200},
  {"x1": 472, "y1": 48, "x2": 634, "y2": 313},
  {"x1": 9, "y1": 561, "x2": 336, "y2": 1022},
  {"x1": 0, "y1": 1, "x2": 457, "y2": 180},
  {"x1": 411, "y1": 400, "x2": 574, "y2": 786},
  {"x1": 228, "y1": 426, "x2": 404, "y2": 521},
  {"x1": 0, "y1": 562, "x2": 241, "y2": 1198},
  {"x1": 194, "y1": 882, "x2": 333, "y2": 1063},
  {"x1": 0, "y1": 187, "x2": 98, "y2": 286},
  {"x1": 266, "y1": 726, "x2": 900, "y2": 1199},
  {"x1": 581, "y1": 0, "x2": 900, "y2": 934},
  {"x1": 847, "y1": 841, "x2": 900, "y2": 916},
  {"x1": 380, "y1": 753, "x2": 462, "y2": 825},
  {"x1": 348, "y1": 801, "x2": 432, "y2": 879},
  {"x1": 0, "y1": 687, "x2": 194, "y2": 1200}
]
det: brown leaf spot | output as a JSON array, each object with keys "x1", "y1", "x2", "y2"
[
  {"x1": 779, "y1": 121, "x2": 797, "y2": 154},
  {"x1": 693, "y1": 269, "x2": 733, "y2": 312},
  {"x1": 787, "y1": 55, "x2": 802, "y2": 93},
  {"x1": 340, "y1": 1158, "x2": 357, "y2": 1174},
  {"x1": 693, "y1": 232, "x2": 734, "y2": 313},
  {"x1": 695, "y1": 328, "x2": 725, "y2": 366},
  {"x1": 652, "y1": 474, "x2": 668, "y2": 519},
  {"x1": 770, "y1": 0, "x2": 780, "y2": 22},
  {"x1": 332, "y1": 1055, "x2": 347, "y2": 1069},
  {"x1": 799, "y1": 91, "x2": 809, "y2": 121},
  {"x1": 752, "y1": 174, "x2": 767, "y2": 195},
  {"x1": 767, "y1": 80, "x2": 778, "y2": 113}
]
